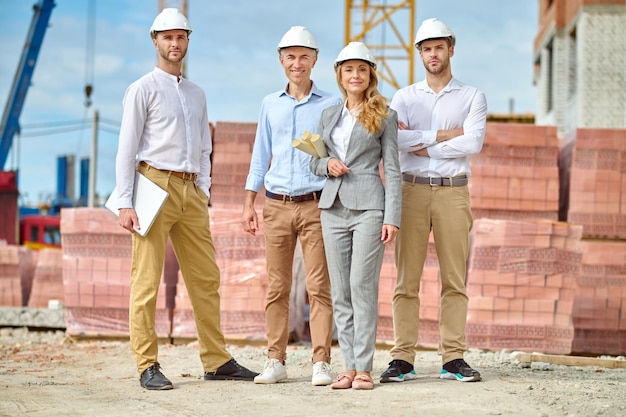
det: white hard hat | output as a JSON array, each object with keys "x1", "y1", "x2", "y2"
[
  {"x1": 334, "y1": 42, "x2": 377, "y2": 70},
  {"x1": 150, "y1": 8, "x2": 192, "y2": 36},
  {"x1": 277, "y1": 26, "x2": 319, "y2": 52},
  {"x1": 414, "y1": 18, "x2": 455, "y2": 48}
]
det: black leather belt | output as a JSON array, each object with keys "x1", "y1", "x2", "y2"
[
  {"x1": 265, "y1": 190, "x2": 322, "y2": 203},
  {"x1": 139, "y1": 161, "x2": 197, "y2": 182},
  {"x1": 402, "y1": 173, "x2": 468, "y2": 187}
]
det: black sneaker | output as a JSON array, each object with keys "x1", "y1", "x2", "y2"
[
  {"x1": 204, "y1": 358, "x2": 259, "y2": 381},
  {"x1": 440, "y1": 358, "x2": 482, "y2": 382},
  {"x1": 380, "y1": 359, "x2": 417, "y2": 383},
  {"x1": 140, "y1": 363, "x2": 173, "y2": 390}
]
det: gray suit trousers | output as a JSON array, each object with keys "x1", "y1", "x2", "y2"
[{"x1": 321, "y1": 199, "x2": 384, "y2": 372}]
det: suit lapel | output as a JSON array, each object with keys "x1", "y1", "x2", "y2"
[
  {"x1": 343, "y1": 122, "x2": 369, "y2": 165},
  {"x1": 323, "y1": 105, "x2": 343, "y2": 157}
]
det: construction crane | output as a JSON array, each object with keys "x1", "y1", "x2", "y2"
[
  {"x1": 158, "y1": 0, "x2": 188, "y2": 15},
  {"x1": 0, "y1": 0, "x2": 56, "y2": 170},
  {"x1": 345, "y1": 0, "x2": 415, "y2": 92}
]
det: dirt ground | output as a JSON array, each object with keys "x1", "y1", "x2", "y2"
[{"x1": 1, "y1": 327, "x2": 625, "y2": 417}]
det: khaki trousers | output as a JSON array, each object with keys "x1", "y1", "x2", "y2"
[
  {"x1": 130, "y1": 165, "x2": 230, "y2": 375},
  {"x1": 392, "y1": 182, "x2": 472, "y2": 365},
  {"x1": 262, "y1": 198, "x2": 333, "y2": 364}
]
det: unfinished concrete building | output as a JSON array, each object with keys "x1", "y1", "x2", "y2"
[{"x1": 534, "y1": 0, "x2": 626, "y2": 135}]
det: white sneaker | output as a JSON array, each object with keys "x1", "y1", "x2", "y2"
[
  {"x1": 254, "y1": 358, "x2": 287, "y2": 384},
  {"x1": 311, "y1": 361, "x2": 332, "y2": 386}
]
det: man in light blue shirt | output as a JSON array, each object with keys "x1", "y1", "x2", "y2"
[{"x1": 242, "y1": 26, "x2": 341, "y2": 386}]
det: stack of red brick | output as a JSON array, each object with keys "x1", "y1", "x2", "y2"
[
  {"x1": 0, "y1": 244, "x2": 34, "y2": 306},
  {"x1": 4, "y1": 121, "x2": 625, "y2": 356},
  {"x1": 573, "y1": 241, "x2": 626, "y2": 354},
  {"x1": 563, "y1": 128, "x2": 626, "y2": 239},
  {"x1": 60, "y1": 208, "x2": 171, "y2": 337},
  {"x1": 378, "y1": 123, "x2": 626, "y2": 354},
  {"x1": 27, "y1": 248, "x2": 63, "y2": 308},
  {"x1": 559, "y1": 128, "x2": 626, "y2": 354},
  {"x1": 172, "y1": 207, "x2": 268, "y2": 340},
  {"x1": 208, "y1": 121, "x2": 259, "y2": 208},
  {"x1": 378, "y1": 123, "x2": 567, "y2": 351},
  {"x1": 470, "y1": 123, "x2": 560, "y2": 221},
  {"x1": 169, "y1": 121, "x2": 269, "y2": 339},
  {"x1": 465, "y1": 219, "x2": 582, "y2": 354}
]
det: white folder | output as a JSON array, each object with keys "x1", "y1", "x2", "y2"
[{"x1": 105, "y1": 172, "x2": 169, "y2": 236}]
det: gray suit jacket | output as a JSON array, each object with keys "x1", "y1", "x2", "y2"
[{"x1": 310, "y1": 104, "x2": 402, "y2": 227}]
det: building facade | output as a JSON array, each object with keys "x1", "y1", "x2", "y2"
[{"x1": 534, "y1": 0, "x2": 626, "y2": 135}]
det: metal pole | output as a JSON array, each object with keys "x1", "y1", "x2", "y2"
[{"x1": 88, "y1": 109, "x2": 98, "y2": 207}]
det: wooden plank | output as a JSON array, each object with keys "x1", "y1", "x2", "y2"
[{"x1": 516, "y1": 352, "x2": 626, "y2": 369}]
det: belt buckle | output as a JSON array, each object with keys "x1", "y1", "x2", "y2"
[{"x1": 429, "y1": 177, "x2": 439, "y2": 187}]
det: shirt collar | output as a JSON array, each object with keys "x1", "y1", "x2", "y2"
[
  {"x1": 280, "y1": 81, "x2": 322, "y2": 99},
  {"x1": 153, "y1": 67, "x2": 182, "y2": 83},
  {"x1": 415, "y1": 77, "x2": 462, "y2": 94},
  {"x1": 342, "y1": 100, "x2": 361, "y2": 118}
]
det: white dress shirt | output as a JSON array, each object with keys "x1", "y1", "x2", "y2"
[
  {"x1": 329, "y1": 101, "x2": 360, "y2": 162},
  {"x1": 115, "y1": 67, "x2": 212, "y2": 208},
  {"x1": 390, "y1": 78, "x2": 487, "y2": 177}
]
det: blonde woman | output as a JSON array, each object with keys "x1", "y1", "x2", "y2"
[{"x1": 309, "y1": 42, "x2": 401, "y2": 390}]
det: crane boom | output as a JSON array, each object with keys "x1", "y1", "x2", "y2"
[{"x1": 0, "y1": 0, "x2": 56, "y2": 169}]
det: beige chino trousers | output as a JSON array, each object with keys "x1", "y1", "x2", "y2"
[
  {"x1": 392, "y1": 181, "x2": 473, "y2": 365},
  {"x1": 130, "y1": 165, "x2": 230, "y2": 375}
]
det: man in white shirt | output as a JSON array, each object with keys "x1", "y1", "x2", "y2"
[
  {"x1": 115, "y1": 8, "x2": 257, "y2": 390},
  {"x1": 380, "y1": 18, "x2": 487, "y2": 384}
]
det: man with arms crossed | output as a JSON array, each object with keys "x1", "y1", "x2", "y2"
[{"x1": 380, "y1": 18, "x2": 487, "y2": 384}]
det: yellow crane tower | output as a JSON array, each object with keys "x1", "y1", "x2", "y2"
[
  {"x1": 158, "y1": 0, "x2": 188, "y2": 16},
  {"x1": 158, "y1": 0, "x2": 189, "y2": 77},
  {"x1": 345, "y1": 0, "x2": 415, "y2": 93}
]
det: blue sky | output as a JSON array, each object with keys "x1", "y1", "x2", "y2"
[{"x1": 0, "y1": 0, "x2": 538, "y2": 206}]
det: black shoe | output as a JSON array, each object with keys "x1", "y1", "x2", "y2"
[
  {"x1": 380, "y1": 359, "x2": 417, "y2": 383},
  {"x1": 203, "y1": 358, "x2": 259, "y2": 381},
  {"x1": 440, "y1": 358, "x2": 482, "y2": 382},
  {"x1": 140, "y1": 363, "x2": 173, "y2": 390}
]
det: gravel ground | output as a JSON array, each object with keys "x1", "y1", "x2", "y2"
[{"x1": 1, "y1": 327, "x2": 625, "y2": 417}]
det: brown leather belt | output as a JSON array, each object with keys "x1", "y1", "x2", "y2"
[
  {"x1": 402, "y1": 173, "x2": 468, "y2": 187},
  {"x1": 139, "y1": 161, "x2": 197, "y2": 182},
  {"x1": 265, "y1": 190, "x2": 322, "y2": 203}
]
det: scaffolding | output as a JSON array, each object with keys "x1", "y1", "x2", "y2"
[{"x1": 344, "y1": 0, "x2": 415, "y2": 93}]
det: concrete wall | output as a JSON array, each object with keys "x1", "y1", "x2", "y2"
[{"x1": 535, "y1": 2, "x2": 626, "y2": 135}]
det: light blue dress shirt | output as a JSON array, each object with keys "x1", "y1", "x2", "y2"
[{"x1": 245, "y1": 83, "x2": 341, "y2": 196}]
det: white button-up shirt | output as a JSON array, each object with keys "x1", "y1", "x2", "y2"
[
  {"x1": 390, "y1": 78, "x2": 487, "y2": 177},
  {"x1": 115, "y1": 67, "x2": 212, "y2": 208},
  {"x1": 329, "y1": 101, "x2": 360, "y2": 162}
]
